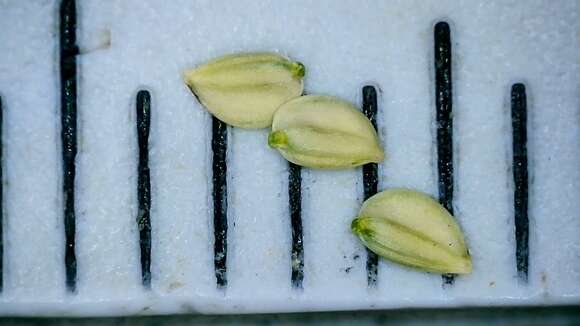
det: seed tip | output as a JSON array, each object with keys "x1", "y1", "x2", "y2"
[
  {"x1": 373, "y1": 148, "x2": 385, "y2": 163},
  {"x1": 457, "y1": 256, "x2": 473, "y2": 274},
  {"x1": 292, "y1": 62, "x2": 306, "y2": 78},
  {"x1": 268, "y1": 130, "x2": 288, "y2": 149},
  {"x1": 351, "y1": 217, "x2": 364, "y2": 234}
]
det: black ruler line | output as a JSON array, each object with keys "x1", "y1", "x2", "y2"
[
  {"x1": 434, "y1": 21, "x2": 455, "y2": 285},
  {"x1": 136, "y1": 90, "x2": 152, "y2": 288},
  {"x1": 511, "y1": 83, "x2": 529, "y2": 281},
  {"x1": 362, "y1": 85, "x2": 379, "y2": 287},
  {"x1": 212, "y1": 117, "x2": 228, "y2": 288},
  {"x1": 59, "y1": 0, "x2": 78, "y2": 293},
  {"x1": 289, "y1": 162, "x2": 304, "y2": 289}
]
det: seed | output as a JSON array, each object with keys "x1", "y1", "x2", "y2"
[
  {"x1": 351, "y1": 189, "x2": 472, "y2": 274},
  {"x1": 184, "y1": 52, "x2": 305, "y2": 128},
  {"x1": 268, "y1": 95, "x2": 384, "y2": 169}
]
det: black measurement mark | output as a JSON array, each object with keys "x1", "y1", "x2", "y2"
[
  {"x1": 362, "y1": 85, "x2": 379, "y2": 287},
  {"x1": 288, "y1": 162, "x2": 304, "y2": 289},
  {"x1": 511, "y1": 83, "x2": 529, "y2": 281},
  {"x1": 0, "y1": 96, "x2": 3, "y2": 292},
  {"x1": 434, "y1": 21, "x2": 455, "y2": 285},
  {"x1": 212, "y1": 117, "x2": 228, "y2": 288},
  {"x1": 136, "y1": 90, "x2": 152, "y2": 288},
  {"x1": 59, "y1": 0, "x2": 78, "y2": 292}
]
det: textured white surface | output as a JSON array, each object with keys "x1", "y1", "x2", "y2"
[
  {"x1": 75, "y1": 0, "x2": 141, "y2": 301},
  {"x1": 0, "y1": 0, "x2": 65, "y2": 301},
  {"x1": 0, "y1": 0, "x2": 579, "y2": 316}
]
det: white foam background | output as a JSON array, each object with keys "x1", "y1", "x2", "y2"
[{"x1": 0, "y1": 0, "x2": 578, "y2": 316}]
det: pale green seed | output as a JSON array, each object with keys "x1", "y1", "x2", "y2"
[
  {"x1": 351, "y1": 189, "x2": 472, "y2": 274},
  {"x1": 184, "y1": 52, "x2": 305, "y2": 129},
  {"x1": 268, "y1": 95, "x2": 384, "y2": 169}
]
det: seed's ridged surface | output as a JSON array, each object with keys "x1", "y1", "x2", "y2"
[
  {"x1": 269, "y1": 95, "x2": 384, "y2": 169},
  {"x1": 351, "y1": 189, "x2": 472, "y2": 274},
  {"x1": 184, "y1": 52, "x2": 304, "y2": 128}
]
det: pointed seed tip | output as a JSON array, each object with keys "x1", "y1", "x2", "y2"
[
  {"x1": 445, "y1": 255, "x2": 472, "y2": 274},
  {"x1": 374, "y1": 149, "x2": 386, "y2": 162},
  {"x1": 461, "y1": 257, "x2": 473, "y2": 274},
  {"x1": 183, "y1": 69, "x2": 197, "y2": 84}
]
